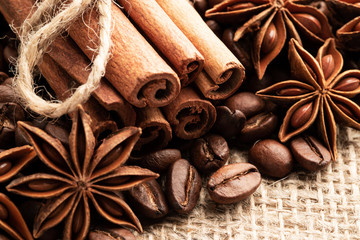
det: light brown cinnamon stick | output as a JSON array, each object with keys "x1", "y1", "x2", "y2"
[
  {"x1": 117, "y1": 0, "x2": 204, "y2": 86},
  {"x1": 156, "y1": 0, "x2": 245, "y2": 100},
  {"x1": 162, "y1": 87, "x2": 216, "y2": 139},
  {"x1": 133, "y1": 106, "x2": 172, "y2": 154},
  {"x1": 0, "y1": 0, "x2": 136, "y2": 127},
  {"x1": 47, "y1": 36, "x2": 136, "y2": 127},
  {"x1": 40, "y1": 55, "x2": 117, "y2": 138},
  {"x1": 68, "y1": 2, "x2": 181, "y2": 108}
]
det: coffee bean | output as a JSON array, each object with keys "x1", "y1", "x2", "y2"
[
  {"x1": 190, "y1": 134, "x2": 229, "y2": 173},
  {"x1": 212, "y1": 106, "x2": 246, "y2": 139},
  {"x1": 138, "y1": 149, "x2": 181, "y2": 173},
  {"x1": 88, "y1": 228, "x2": 136, "y2": 240},
  {"x1": 44, "y1": 123, "x2": 70, "y2": 148},
  {"x1": 207, "y1": 163, "x2": 261, "y2": 204},
  {"x1": 225, "y1": 92, "x2": 265, "y2": 118},
  {"x1": 128, "y1": 179, "x2": 168, "y2": 219},
  {"x1": 193, "y1": 0, "x2": 208, "y2": 17},
  {"x1": 206, "y1": 20, "x2": 223, "y2": 39},
  {"x1": 290, "y1": 135, "x2": 331, "y2": 171},
  {"x1": 166, "y1": 159, "x2": 201, "y2": 214},
  {"x1": 237, "y1": 112, "x2": 278, "y2": 144},
  {"x1": 249, "y1": 139, "x2": 294, "y2": 178},
  {"x1": 222, "y1": 28, "x2": 252, "y2": 70}
]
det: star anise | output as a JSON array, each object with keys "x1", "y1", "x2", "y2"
[
  {"x1": 257, "y1": 38, "x2": 360, "y2": 160},
  {"x1": 206, "y1": 0, "x2": 333, "y2": 79},
  {"x1": 7, "y1": 106, "x2": 159, "y2": 239},
  {"x1": 0, "y1": 146, "x2": 36, "y2": 240},
  {"x1": 0, "y1": 193, "x2": 33, "y2": 239}
]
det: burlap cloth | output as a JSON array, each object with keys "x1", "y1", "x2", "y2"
[{"x1": 134, "y1": 125, "x2": 360, "y2": 240}]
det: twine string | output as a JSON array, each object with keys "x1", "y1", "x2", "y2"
[{"x1": 13, "y1": 0, "x2": 112, "y2": 118}]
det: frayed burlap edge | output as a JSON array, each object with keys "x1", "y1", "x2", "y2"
[{"x1": 135, "y1": 125, "x2": 360, "y2": 240}]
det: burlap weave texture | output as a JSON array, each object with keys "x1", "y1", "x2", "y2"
[{"x1": 135, "y1": 126, "x2": 360, "y2": 240}]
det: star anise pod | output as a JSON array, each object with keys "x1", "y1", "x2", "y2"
[
  {"x1": 0, "y1": 146, "x2": 35, "y2": 240},
  {"x1": 0, "y1": 193, "x2": 33, "y2": 239},
  {"x1": 257, "y1": 38, "x2": 360, "y2": 160},
  {"x1": 206, "y1": 0, "x2": 333, "y2": 79},
  {"x1": 7, "y1": 106, "x2": 159, "y2": 239}
]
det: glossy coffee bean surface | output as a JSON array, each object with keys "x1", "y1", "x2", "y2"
[
  {"x1": 166, "y1": 159, "x2": 201, "y2": 214},
  {"x1": 207, "y1": 162, "x2": 261, "y2": 204},
  {"x1": 249, "y1": 139, "x2": 294, "y2": 178}
]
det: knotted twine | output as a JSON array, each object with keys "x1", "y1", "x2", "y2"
[{"x1": 13, "y1": 0, "x2": 112, "y2": 118}]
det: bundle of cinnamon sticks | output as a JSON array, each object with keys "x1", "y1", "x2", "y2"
[{"x1": 0, "y1": 0, "x2": 245, "y2": 154}]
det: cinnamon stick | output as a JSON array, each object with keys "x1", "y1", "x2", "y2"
[
  {"x1": 40, "y1": 55, "x2": 117, "y2": 138},
  {"x1": 68, "y1": 2, "x2": 181, "y2": 108},
  {"x1": 156, "y1": 0, "x2": 245, "y2": 99},
  {"x1": 117, "y1": 0, "x2": 204, "y2": 86},
  {"x1": 133, "y1": 106, "x2": 172, "y2": 153},
  {"x1": 47, "y1": 36, "x2": 136, "y2": 127},
  {"x1": 0, "y1": 0, "x2": 136, "y2": 127},
  {"x1": 162, "y1": 87, "x2": 216, "y2": 139}
]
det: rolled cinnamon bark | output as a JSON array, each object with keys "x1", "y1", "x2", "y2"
[
  {"x1": 0, "y1": 0, "x2": 136, "y2": 127},
  {"x1": 40, "y1": 55, "x2": 118, "y2": 138},
  {"x1": 133, "y1": 107, "x2": 172, "y2": 153},
  {"x1": 156, "y1": 0, "x2": 245, "y2": 100},
  {"x1": 68, "y1": 2, "x2": 181, "y2": 108},
  {"x1": 162, "y1": 87, "x2": 216, "y2": 139},
  {"x1": 117, "y1": 0, "x2": 204, "y2": 86},
  {"x1": 47, "y1": 37, "x2": 136, "y2": 127}
]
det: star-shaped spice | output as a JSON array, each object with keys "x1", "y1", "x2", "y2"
[
  {"x1": 0, "y1": 146, "x2": 35, "y2": 240},
  {"x1": 0, "y1": 193, "x2": 33, "y2": 240},
  {"x1": 257, "y1": 38, "x2": 360, "y2": 160},
  {"x1": 7, "y1": 106, "x2": 159, "y2": 239},
  {"x1": 206, "y1": 0, "x2": 333, "y2": 79}
]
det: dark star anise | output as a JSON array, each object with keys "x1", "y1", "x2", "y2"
[
  {"x1": 0, "y1": 193, "x2": 33, "y2": 240},
  {"x1": 257, "y1": 38, "x2": 360, "y2": 160},
  {"x1": 0, "y1": 146, "x2": 36, "y2": 240},
  {"x1": 206, "y1": 0, "x2": 333, "y2": 79},
  {"x1": 7, "y1": 106, "x2": 159, "y2": 239}
]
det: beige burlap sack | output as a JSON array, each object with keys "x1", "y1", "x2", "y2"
[{"x1": 135, "y1": 125, "x2": 360, "y2": 240}]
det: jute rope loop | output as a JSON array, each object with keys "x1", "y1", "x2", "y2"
[{"x1": 13, "y1": 0, "x2": 112, "y2": 118}]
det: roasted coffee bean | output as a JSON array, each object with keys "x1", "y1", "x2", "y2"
[
  {"x1": 321, "y1": 54, "x2": 335, "y2": 79},
  {"x1": 128, "y1": 179, "x2": 168, "y2": 218},
  {"x1": 139, "y1": 148, "x2": 181, "y2": 173},
  {"x1": 206, "y1": 20, "x2": 223, "y2": 39},
  {"x1": 290, "y1": 135, "x2": 331, "y2": 171},
  {"x1": 290, "y1": 102, "x2": 313, "y2": 129},
  {"x1": 190, "y1": 134, "x2": 229, "y2": 173},
  {"x1": 222, "y1": 28, "x2": 252, "y2": 70},
  {"x1": 249, "y1": 139, "x2": 294, "y2": 178},
  {"x1": 261, "y1": 23, "x2": 278, "y2": 54},
  {"x1": 166, "y1": 159, "x2": 201, "y2": 214},
  {"x1": 0, "y1": 103, "x2": 26, "y2": 148},
  {"x1": 193, "y1": 0, "x2": 208, "y2": 16},
  {"x1": 212, "y1": 106, "x2": 246, "y2": 139},
  {"x1": 45, "y1": 123, "x2": 70, "y2": 148},
  {"x1": 293, "y1": 13, "x2": 322, "y2": 35},
  {"x1": 207, "y1": 163, "x2": 261, "y2": 204},
  {"x1": 225, "y1": 92, "x2": 265, "y2": 118},
  {"x1": 237, "y1": 112, "x2": 278, "y2": 144},
  {"x1": 88, "y1": 228, "x2": 136, "y2": 240}
]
